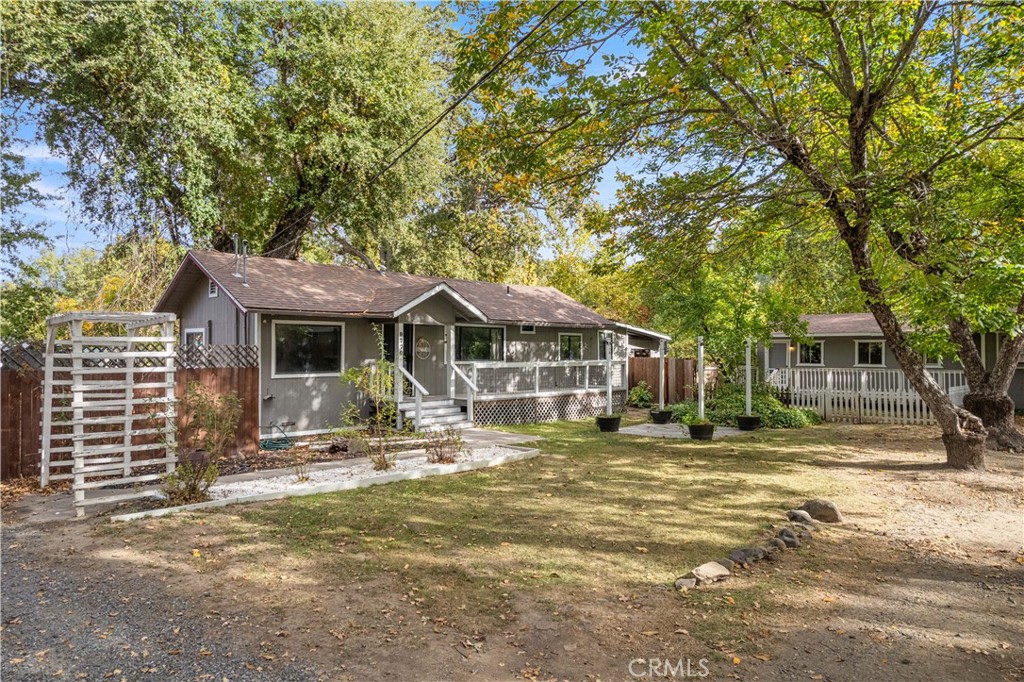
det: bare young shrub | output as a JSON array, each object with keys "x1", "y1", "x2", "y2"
[
  {"x1": 163, "y1": 382, "x2": 242, "y2": 504},
  {"x1": 425, "y1": 426, "x2": 464, "y2": 464},
  {"x1": 341, "y1": 325, "x2": 399, "y2": 471}
]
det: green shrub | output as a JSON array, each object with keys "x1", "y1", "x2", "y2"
[
  {"x1": 668, "y1": 383, "x2": 820, "y2": 429},
  {"x1": 627, "y1": 381, "x2": 654, "y2": 408}
]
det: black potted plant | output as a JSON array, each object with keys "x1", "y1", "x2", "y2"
[
  {"x1": 736, "y1": 414, "x2": 762, "y2": 431},
  {"x1": 683, "y1": 415, "x2": 715, "y2": 440},
  {"x1": 595, "y1": 413, "x2": 623, "y2": 432},
  {"x1": 650, "y1": 408, "x2": 673, "y2": 424}
]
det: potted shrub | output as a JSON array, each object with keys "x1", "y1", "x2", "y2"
[
  {"x1": 650, "y1": 408, "x2": 673, "y2": 424},
  {"x1": 736, "y1": 414, "x2": 762, "y2": 431},
  {"x1": 683, "y1": 415, "x2": 715, "y2": 440},
  {"x1": 595, "y1": 413, "x2": 623, "y2": 432}
]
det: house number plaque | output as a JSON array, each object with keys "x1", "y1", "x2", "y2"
[{"x1": 415, "y1": 338, "x2": 431, "y2": 359}]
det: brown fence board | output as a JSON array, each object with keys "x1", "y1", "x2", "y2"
[
  {"x1": 628, "y1": 357, "x2": 699, "y2": 404},
  {"x1": 2, "y1": 363, "x2": 260, "y2": 480},
  {"x1": 1, "y1": 369, "x2": 44, "y2": 479}
]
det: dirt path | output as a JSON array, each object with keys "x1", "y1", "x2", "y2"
[{"x1": 740, "y1": 425, "x2": 1024, "y2": 682}]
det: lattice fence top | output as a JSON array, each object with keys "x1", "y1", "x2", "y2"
[
  {"x1": 3, "y1": 340, "x2": 259, "y2": 370},
  {"x1": 1, "y1": 341, "x2": 45, "y2": 371},
  {"x1": 177, "y1": 344, "x2": 259, "y2": 369}
]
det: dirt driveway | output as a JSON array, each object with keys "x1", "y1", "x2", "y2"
[{"x1": 2, "y1": 423, "x2": 1022, "y2": 682}]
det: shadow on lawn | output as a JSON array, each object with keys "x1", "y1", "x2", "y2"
[{"x1": 191, "y1": 422, "x2": 844, "y2": 602}]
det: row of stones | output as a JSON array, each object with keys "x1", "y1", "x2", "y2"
[{"x1": 674, "y1": 499, "x2": 843, "y2": 590}]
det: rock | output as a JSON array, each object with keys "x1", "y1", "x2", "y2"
[
  {"x1": 767, "y1": 537, "x2": 787, "y2": 551},
  {"x1": 786, "y1": 509, "x2": 815, "y2": 524},
  {"x1": 729, "y1": 549, "x2": 750, "y2": 565},
  {"x1": 777, "y1": 528, "x2": 801, "y2": 548},
  {"x1": 800, "y1": 499, "x2": 843, "y2": 523},
  {"x1": 747, "y1": 547, "x2": 767, "y2": 562},
  {"x1": 763, "y1": 545, "x2": 781, "y2": 561},
  {"x1": 689, "y1": 561, "x2": 731, "y2": 584},
  {"x1": 674, "y1": 577, "x2": 697, "y2": 591},
  {"x1": 717, "y1": 558, "x2": 736, "y2": 571}
]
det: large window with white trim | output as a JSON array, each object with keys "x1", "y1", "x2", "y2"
[
  {"x1": 854, "y1": 340, "x2": 884, "y2": 367},
  {"x1": 797, "y1": 340, "x2": 823, "y2": 366},
  {"x1": 273, "y1": 322, "x2": 344, "y2": 376},
  {"x1": 456, "y1": 326, "x2": 504, "y2": 361}
]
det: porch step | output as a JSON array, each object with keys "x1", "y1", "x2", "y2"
[{"x1": 398, "y1": 400, "x2": 473, "y2": 431}]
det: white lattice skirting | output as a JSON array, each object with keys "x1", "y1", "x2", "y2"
[{"x1": 473, "y1": 390, "x2": 627, "y2": 425}]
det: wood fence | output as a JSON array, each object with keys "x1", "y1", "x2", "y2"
[
  {"x1": 628, "y1": 357, "x2": 700, "y2": 404},
  {"x1": 1, "y1": 347, "x2": 260, "y2": 481},
  {"x1": 1, "y1": 368, "x2": 44, "y2": 480}
]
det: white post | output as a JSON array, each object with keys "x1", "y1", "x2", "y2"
[
  {"x1": 605, "y1": 333, "x2": 613, "y2": 415},
  {"x1": 658, "y1": 339, "x2": 666, "y2": 410},
  {"x1": 40, "y1": 325, "x2": 57, "y2": 487},
  {"x1": 162, "y1": 320, "x2": 177, "y2": 475},
  {"x1": 71, "y1": 320, "x2": 85, "y2": 517},
  {"x1": 697, "y1": 336, "x2": 705, "y2": 420},
  {"x1": 447, "y1": 325, "x2": 455, "y2": 399},
  {"x1": 534, "y1": 362, "x2": 540, "y2": 395},
  {"x1": 745, "y1": 337, "x2": 752, "y2": 416},
  {"x1": 394, "y1": 323, "x2": 404, "y2": 431}
]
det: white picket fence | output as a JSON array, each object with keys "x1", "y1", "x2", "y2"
[{"x1": 767, "y1": 368, "x2": 968, "y2": 425}]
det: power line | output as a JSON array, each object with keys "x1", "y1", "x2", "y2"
[{"x1": 263, "y1": 1, "x2": 582, "y2": 258}]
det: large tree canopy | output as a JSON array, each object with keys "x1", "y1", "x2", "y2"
[
  {"x1": 460, "y1": 1, "x2": 1024, "y2": 467},
  {"x1": 2, "y1": 0, "x2": 451, "y2": 262}
]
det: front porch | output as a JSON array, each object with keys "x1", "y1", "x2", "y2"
[{"x1": 397, "y1": 358, "x2": 629, "y2": 429}]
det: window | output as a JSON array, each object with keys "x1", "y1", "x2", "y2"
[
  {"x1": 457, "y1": 326, "x2": 504, "y2": 361},
  {"x1": 797, "y1": 341, "x2": 823, "y2": 365},
  {"x1": 273, "y1": 322, "x2": 344, "y2": 377},
  {"x1": 208, "y1": 279, "x2": 218, "y2": 298},
  {"x1": 559, "y1": 333, "x2": 583, "y2": 361},
  {"x1": 183, "y1": 328, "x2": 205, "y2": 347},
  {"x1": 923, "y1": 354, "x2": 944, "y2": 368},
  {"x1": 520, "y1": 324, "x2": 536, "y2": 334},
  {"x1": 855, "y1": 340, "x2": 884, "y2": 367}
]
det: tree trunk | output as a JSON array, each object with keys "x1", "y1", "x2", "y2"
[
  {"x1": 963, "y1": 393, "x2": 1024, "y2": 452},
  {"x1": 940, "y1": 429, "x2": 988, "y2": 470},
  {"x1": 262, "y1": 204, "x2": 314, "y2": 259}
]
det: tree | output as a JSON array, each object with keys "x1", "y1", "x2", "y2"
[
  {"x1": 2, "y1": 0, "x2": 452, "y2": 261},
  {"x1": 459, "y1": 1, "x2": 1024, "y2": 468},
  {"x1": 0, "y1": 126, "x2": 51, "y2": 277}
]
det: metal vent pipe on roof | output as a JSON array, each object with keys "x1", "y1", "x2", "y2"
[
  {"x1": 242, "y1": 239, "x2": 249, "y2": 286},
  {"x1": 233, "y1": 233, "x2": 241, "y2": 277}
]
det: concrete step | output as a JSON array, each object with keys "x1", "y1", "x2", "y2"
[
  {"x1": 398, "y1": 399, "x2": 456, "y2": 413},
  {"x1": 420, "y1": 420, "x2": 474, "y2": 432},
  {"x1": 416, "y1": 413, "x2": 472, "y2": 426},
  {"x1": 399, "y1": 405, "x2": 464, "y2": 418}
]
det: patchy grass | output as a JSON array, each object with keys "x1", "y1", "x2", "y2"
[{"x1": 106, "y1": 421, "x2": 847, "y2": 659}]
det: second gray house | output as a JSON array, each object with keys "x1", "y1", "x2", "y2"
[
  {"x1": 155, "y1": 250, "x2": 669, "y2": 436},
  {"x1": 764, "y1": 313, "x2": 1023, "y2": 422}
]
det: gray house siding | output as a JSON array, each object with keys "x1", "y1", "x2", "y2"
[
  {"x1": 259, "y1": 315, "x2": 380, "y2": 435},
  {"x1": 179, "y1": 276, "x2": 253, "y2": 345},
  {"x1": 505, "y1": 326, "x2": 602, "y2": 362},
  {"x1": 765, "y1": 332, "x2": 1023, "y2": 408}
]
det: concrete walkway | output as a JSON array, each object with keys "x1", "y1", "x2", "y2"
[
  {"x1": 619, "y1": 423, "x2": 745, "y2": 439},
  {"x1": 4, "y1": 427, "x2": 541, "y2": 524}
]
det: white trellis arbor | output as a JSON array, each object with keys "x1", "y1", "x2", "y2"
[{"x1": 41, "y1": 312, "x2": 178, "y2": 516}]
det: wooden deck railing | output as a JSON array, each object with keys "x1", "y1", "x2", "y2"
[{"x1": 767, "y1": 367, "x2": 968, "y2": 425}]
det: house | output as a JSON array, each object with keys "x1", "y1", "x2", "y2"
[
  {"x1": 764, "y1": 313, "x2": 1023, "y2": 422},
  {"x1": 154, "y1": 250, "x2": 669, "y2": 436}
]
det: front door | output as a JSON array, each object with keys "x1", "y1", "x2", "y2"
[{"x1": 411, "y1": 324, "x2": 447, "y2": 399}]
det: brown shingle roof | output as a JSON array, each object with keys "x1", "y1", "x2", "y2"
[
  {"x1": 155, "y1": 250, "x2": 612, "y2": 327},
  {"x1": 773, "y1": 313, "x2": 883, "y2": 336}
]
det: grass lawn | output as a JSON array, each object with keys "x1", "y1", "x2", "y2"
[{"x1": 100, "y1": 418, "x2": 851, "y2": 678}]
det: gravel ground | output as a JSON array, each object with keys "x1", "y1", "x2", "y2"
[
  {"x1": 210, "y1": 445, "x2": 519, "y2": 499},
  {"x1": 1, "y1": 523, "x2": 321, "y2": 682}
]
